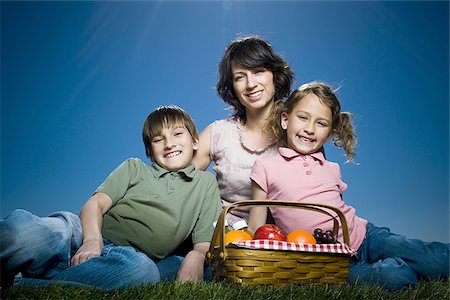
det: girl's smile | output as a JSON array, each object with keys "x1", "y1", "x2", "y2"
[{"x1": 281, "y1": 93, "x2": 333, "y2": 155}]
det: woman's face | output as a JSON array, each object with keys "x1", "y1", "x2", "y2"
[{"x1": 231, "y1": 62, "x2": 275, "y2": 113}]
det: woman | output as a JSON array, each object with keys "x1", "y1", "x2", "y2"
[{"x1": 193, "y1": 35, "x2": 294, "y2": 224}]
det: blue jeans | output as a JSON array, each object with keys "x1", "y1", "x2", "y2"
[
  {"x1": 0, "y1": 209, "x2": 186, "y2": 290},
  {"x1": 349, "y1": 222, "x2": 449, "y2": 291}
]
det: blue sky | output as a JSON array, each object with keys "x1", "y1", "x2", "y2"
[{"x1": 1, "y1": 1, "x2": 449, "y2": 243}]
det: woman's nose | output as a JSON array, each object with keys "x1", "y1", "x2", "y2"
[{"x1": 246, "y1": 74, "x2": 257, "y2": 89}]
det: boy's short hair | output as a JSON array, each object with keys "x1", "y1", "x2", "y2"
[{"x1": 142, "y1": 105, "x2": 199, "y2": 159}]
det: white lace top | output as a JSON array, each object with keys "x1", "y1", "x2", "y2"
[{"x1": 210, "y1": 117, "x2": 277, "y2": 224}]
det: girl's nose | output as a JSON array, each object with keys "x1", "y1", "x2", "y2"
[{"x1": 303, "y1": 122, "x2": 315, "y2": 134}]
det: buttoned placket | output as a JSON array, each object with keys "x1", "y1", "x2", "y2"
[
  {"x1": 167, "y1": 173, "x2": 176, "y2": 193},
  {"x1": 302, "y1": 155, "x2": 312, "y2": 175}
]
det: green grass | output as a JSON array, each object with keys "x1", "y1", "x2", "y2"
[{"x1": 1, "y1": 279, "x2": 449, "y2": 300}]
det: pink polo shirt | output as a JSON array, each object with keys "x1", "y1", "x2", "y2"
[{"x1": 250, "y1": 147, "x2": 367, "y2": 251}]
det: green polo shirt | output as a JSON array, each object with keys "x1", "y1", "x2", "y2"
[{"x1": 97, "y1": 158, "x2": 221, "y2": 259}]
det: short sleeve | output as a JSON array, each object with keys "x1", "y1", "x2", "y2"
[
  {"x1": 191, "y1": 173, "x2": 222, "y2": 244},
  {"x1": 95, "y1": 158, "x2": 140, "y2": 205},
  {"x1": 331, "y1": 162, "x2": 348, "y2": 193},
  {"x1": 250, "y1": 158, "x2": 269, "y2": 193}
]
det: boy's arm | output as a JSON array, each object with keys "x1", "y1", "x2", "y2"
[
  {"x1": 71, "y1": 192, "x2": 112, "y2": 266},
  {"x1": 248, "y1": 180, "x2": 269, "y2": 233},
  {"x1": 176, "y1": 242, "x2": 209, "y2": 282}
]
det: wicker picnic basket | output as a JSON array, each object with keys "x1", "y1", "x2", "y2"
[{"x1": 206, "y1": 200, "x2": 352, "y2": 286}]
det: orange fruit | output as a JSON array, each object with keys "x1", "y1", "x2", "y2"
[
  {"x1": 224, "y1": 230, "x2": 252, "y2": 245},
  {"x1": 286, "y1": 229, "x2": 317, "y2": 244}
]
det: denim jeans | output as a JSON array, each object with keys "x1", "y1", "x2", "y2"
[
  {"x1": 349, "y1": 222, "x2": 449, "y2": 291},
  {"x1": 0, "y1": 209, "x2": 187, "y2": 290}
]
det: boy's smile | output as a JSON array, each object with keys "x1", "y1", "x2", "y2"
[{"x1": 151, "y1": 125, "x2": 198, "y2": 171}]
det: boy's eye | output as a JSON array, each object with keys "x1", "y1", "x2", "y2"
[
  {"x1": 152, "y1": 137, "x2": 163, "y2": 143},
  {"x1": 174, "y1": 131, "x2": 183, "y2": 136}
]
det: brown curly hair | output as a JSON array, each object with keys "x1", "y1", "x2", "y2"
[{"x1": 216, "y1": 35, "x2": 294, "y2": 123}]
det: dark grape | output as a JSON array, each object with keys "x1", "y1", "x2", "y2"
[
  {"x1": 313, "y1": 228, "x2": 338, "y2": 244},
  {"x1": 324, "y1": 232, "x2": 335, "y2": 243}
]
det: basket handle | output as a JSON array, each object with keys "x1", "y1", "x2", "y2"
[{"x1": 207, "y1": 200, "x2": 350, "y2": 260}]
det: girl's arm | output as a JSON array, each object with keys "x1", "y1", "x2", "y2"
[
  {"x1": 71, "y1": 192, "x2": 112, "y2": 266},
  {"x1": 192, "y1": 124, "x2": 213, "y2": 170},
  {"x1": 248, "y1": 180, "x2": 269, "y2": 233},
  {"x1": 176, "y1": 242, "x2": 210, "y2": 282}
]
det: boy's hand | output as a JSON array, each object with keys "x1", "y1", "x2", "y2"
[
  {"x1": 176, "y1": 242, "x2": 209, "y2": 282},
  {"x1": 71, "y1": 239, "x2": 104, "y2": 266}
]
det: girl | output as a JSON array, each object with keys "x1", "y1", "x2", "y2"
[
  {"x1": 248, "y1": 81, "x2": 449, "y2": 290},
  {"x1": 193, "y1": 35, "x2": 294, "y2": 224}
]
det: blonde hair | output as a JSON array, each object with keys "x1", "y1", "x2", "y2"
[{"x1": 267, "y1": 81, "x2": 357, "y2": 162}]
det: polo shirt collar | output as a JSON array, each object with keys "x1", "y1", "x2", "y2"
[
  {"x1": 151, "y1": 162, "x2": 196, "y2": 179},
  {"x1": 278, "y1": 147, "x2": 325, "y2": 164}
]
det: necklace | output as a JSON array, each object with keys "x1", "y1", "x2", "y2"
[{"x1": 236, "y1": 120, "x2": 275, "y2": 154}]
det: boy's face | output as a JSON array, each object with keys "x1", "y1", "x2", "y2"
[{"x1": 151, "y1": 124, "x2": 198, "y2": 171}]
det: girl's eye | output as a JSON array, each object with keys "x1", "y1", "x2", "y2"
[
  {"x1": 298, "y1": 115, "x2": 308, "y2": 120},
  {"x1": 174, "y1": 131, "x2": 183, "y2": 136}
]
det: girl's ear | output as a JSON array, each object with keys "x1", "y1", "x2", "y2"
[
  {"x1": 327, "y1": 129, "x2": 336, "y2": 140},
  {"x1": 281, "y1": 112, "x2": 289, "y2": 130}
]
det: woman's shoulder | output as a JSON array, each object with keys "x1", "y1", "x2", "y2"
[
  {"x1": 210, "y1": 116, "x2": 238, "y2": 129},
  {"x1": 209, "y1": 116, "x2": 240, "y2": 147}
]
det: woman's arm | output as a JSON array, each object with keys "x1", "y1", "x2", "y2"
[
  {"x1": 71, "y1": 192, "x2": 112, "y2": 266},
  {"x1": 248, "y1": 180, "x2": 269, "y2": 233},
  {"x1": 192, "y1": 124, "x2": 213, "y2": 170}
]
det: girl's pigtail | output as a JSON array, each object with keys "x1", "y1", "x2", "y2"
[
  {"x1": 333, "y1": 112, "x2": 357, "y2": 162},
  {"x1": 266, "y1": 100, "x2": 286, "y2": 146}
]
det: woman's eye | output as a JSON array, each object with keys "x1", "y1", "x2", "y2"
[{"x1": 234, "y1": 75, "x2": 244, "y2": 81}]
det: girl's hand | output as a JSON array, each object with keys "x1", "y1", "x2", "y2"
[{"x1": 71, "y1": 239, "x2": 104, "y2": 266}]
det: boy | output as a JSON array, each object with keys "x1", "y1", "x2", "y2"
[{"x1": 0, "y1": 105, "x2": 222, "y2": 289}]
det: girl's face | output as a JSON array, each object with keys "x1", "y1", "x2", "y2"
[
  {"x1": 281, "y1": 93, "x2": 333, "y2": 155},
  {"x1": 231, "y1": 62, "x2": 275, "y2": 113}
]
